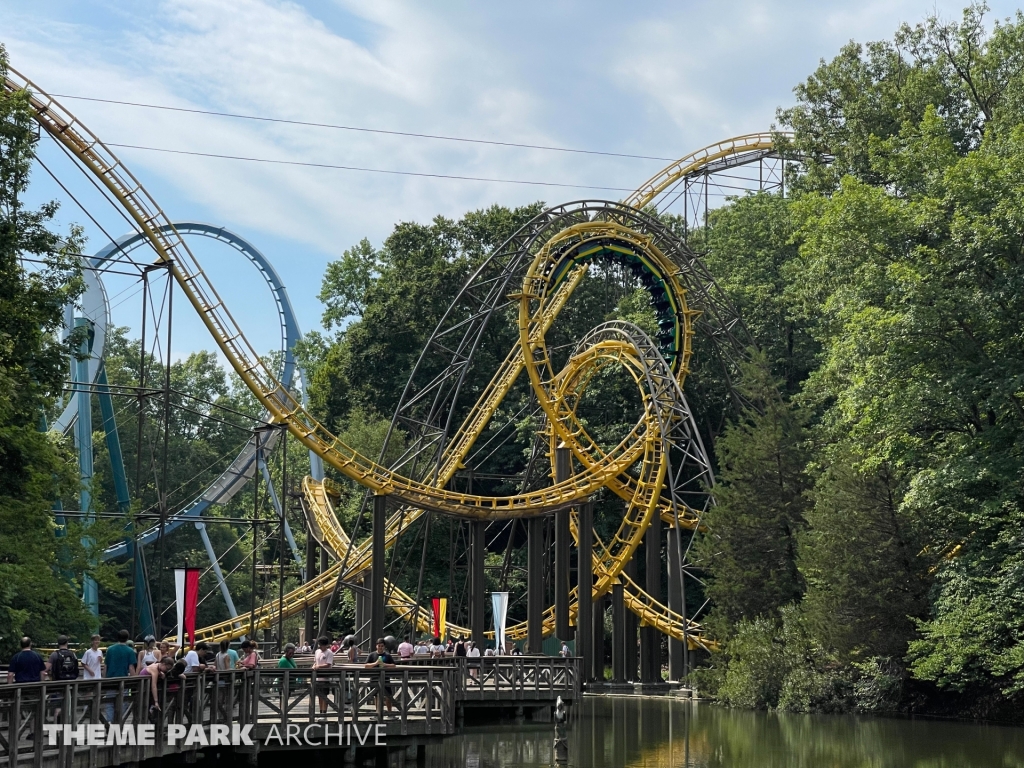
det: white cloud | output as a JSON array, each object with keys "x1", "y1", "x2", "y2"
[{"x1": 4, "y1": 0, "x2": 1022, "y2": 347}]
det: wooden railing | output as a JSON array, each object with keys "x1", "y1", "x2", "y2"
[
  {"x1": 454, "y1": 657, "x2": 580, "y2": 702},
  {"x1": 0, "y1": 666, "x2": 456, "y2": 768},
  {"x1": 0, "y1": 658, "x2": 579, "y2": 767}
]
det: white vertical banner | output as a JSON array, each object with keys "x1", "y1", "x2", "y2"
[
  {"x1": 491, "y1": 592, "x2": 509, "y2": 653},
  {"x1": 174, "y1": 568, "x2": 186, "y2": 647}
]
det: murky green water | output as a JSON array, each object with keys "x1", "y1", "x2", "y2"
[{"x1": 426, "y1": 695, "x2": 1024, "y2": 768}]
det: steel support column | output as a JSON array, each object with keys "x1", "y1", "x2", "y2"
[
  {"x1": 74, "y1": 320, "x2": 98, "y2": 616},
  {"x1": 354, "y1": 576, "x2": 366, "y2": 643},
  {"x1": 319, "y1": 546, "x2": 330, "y2": 638},
  {"x1": 593, "y1": 594, "x2": 605, "y2": 682},
  {"x1": 527, "y1": 516, "x2": 544, "y2": 654},
  {"x1": 470, "y1": 520, "x2": 486, "y2": 646},
  {"x1": 196, "y1": 521, "x2": 238, "y2": 621},
  {"x1": 577, "y1": 500, "x2": 593, "y2": 679},
  {"x1": 305, "y1": 536, "x2": 317, "y2": 647},
  {"x1": 641, "y1": 516, "x2": 663, "y2": 683},
  {"x1": 667, "y1": 529, "x2": 685, "y2": 681},
  {"x1": 554, "y1": 445, "x2": 572, "y2": 641},
  {"x1": 624, "y1": 556, "x2": 638, "y2": 682},
  {"x1": 370, "y1": 493, "x2": 387, "y2": 643},
  {"x1": 612, "y1": 580, "x2": 625, "y2": 683}
]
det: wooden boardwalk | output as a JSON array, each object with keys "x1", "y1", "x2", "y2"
[{"x1": 0, "y1": 657, "x2": 580, "y2": 767}]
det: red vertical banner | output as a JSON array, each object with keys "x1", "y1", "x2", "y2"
[
  {"x1": 184, "y1": 567, "x2": 200, "y2": 646},
  {"x1": 431, "y1": 597, "x2": 447, "y2": 639}
]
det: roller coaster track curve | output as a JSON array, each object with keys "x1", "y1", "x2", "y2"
[{"x1": 5, "y1": 64, "x2": 776, "y2": 648}]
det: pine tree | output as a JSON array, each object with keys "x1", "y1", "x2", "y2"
[{"x1": 695, "y1": 360, "x2": 810, "y2": 635}]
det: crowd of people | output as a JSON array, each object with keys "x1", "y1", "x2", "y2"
[
  {"x1": 3, "y1": 632, "x2": 273, "y2": 687},
  {"x1": 3, "y1": 630, "x2": 531, "y2": 690},
  {"x1": 3, "y1": 630, "x2": 545, "y2": 729}
]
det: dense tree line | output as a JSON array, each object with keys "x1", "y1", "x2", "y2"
[{"x1": 692, "y1": 4, "x2": 1024, "y2": 719}]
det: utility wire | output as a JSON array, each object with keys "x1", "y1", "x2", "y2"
[
  {"x1": 45, "y1": 136, "x2": 155, "y2": 272},
  {"x1": 35, "y1": 156, "x2": 147, "y2": 275},
  {"x1": 104, "y1": 142, "x2": 636, "y2": 192},
  {"x1": 53, "y1": 93, "x2": 676, "y2": 162}
]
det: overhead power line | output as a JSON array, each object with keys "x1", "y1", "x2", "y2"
[
  {"x1": 52, "y1": 93, "x2": 677, "y2": 162},
  {"x1": 104, "y1": 142, "x2": 637, "y2": 192}
]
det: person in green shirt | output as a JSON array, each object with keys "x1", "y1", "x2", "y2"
[
  {"x1": 105, "y1": 631, "x2": 136, "y2": 677},
  {"x1": 277, "y1": 643, "x2": 304, "y2": 690},
  {"x1": 277, "y1": 643, "x2": 297, "y2": 669}
]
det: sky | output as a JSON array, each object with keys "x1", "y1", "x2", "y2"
[{"x1": 3, "y1": 0, "x2": 1021, "y2": 364}]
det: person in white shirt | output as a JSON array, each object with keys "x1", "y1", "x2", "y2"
[
  {"x1": 397, "y1": 635, "x2": 414, "y2": 660},
  {"x1": 82, "y1": 635, "x2": 103, "y2": 680},
  {"x1": 429, "y1": 637, "x2": 446, "y2": 658},
  {"x1": 313, "y1": 636, "x2": 335, "y2": 716},
  {"x1": 466, "y1": 640, "x2": 481, "y2": 679},
  {"x1": 414, "y1": 639, "x2": 430, "y2": 656},
  {"x1": 183, "y1": 643, "x2": 207, "y2": 673}
]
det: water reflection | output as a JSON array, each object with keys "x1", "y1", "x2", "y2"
[{"x1": 426, "y1": 696, "x2": 1024, "y2": 768}]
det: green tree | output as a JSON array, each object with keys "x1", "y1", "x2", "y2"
[
  {"x1": 778, "y1": 3, "x2": 1024, "y2": 195},
  {"x1": 694, "y1": 361, "x2": 810, "y2": 635},
  {"x1": 0, "y1": 45, "x2": 124, "y2": 655},
  {"x1": 799, "y1": 454, "x2": 929, "y2": 660},
  {"x1": 700, "y1": 193, "x2": 815, "y2": 393}
]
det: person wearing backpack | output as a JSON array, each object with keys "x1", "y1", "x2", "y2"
[
  {"x1": 49, "y1": 636, "x2": 80, "y2": 682},
  {"x1": 46, "y1": 636, "x2": 79, "y2": 722}
]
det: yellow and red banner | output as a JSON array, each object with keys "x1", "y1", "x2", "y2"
[{"x1": 431, "y1": 597, "x2": 447, "y2": 640}]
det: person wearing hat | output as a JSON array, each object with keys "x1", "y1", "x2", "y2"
[{"x1": 278, "y1": 643, "x2": 297, "y2": 669}]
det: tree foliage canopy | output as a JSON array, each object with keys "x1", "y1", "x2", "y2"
[{"x1": 694, "y1": 4, "x2": 1024, "y2": 718}]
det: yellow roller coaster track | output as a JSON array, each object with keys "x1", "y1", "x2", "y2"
[
  {"x1": 624, "y1": 131, "x2": 788, "y2": 211},
  {"x1": 298, "y1": 330, "x2": 713, "y2": 650},
  {"x1": 7, "y1": 72, "x2": 641, "y2": 520},
  {"x1": 6, "y1": 65, "x2": 771, "y2": 650}
]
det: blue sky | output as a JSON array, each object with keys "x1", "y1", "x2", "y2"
[{"x1": 4, "y1": 0, "x2": 1021, "y2": 363}]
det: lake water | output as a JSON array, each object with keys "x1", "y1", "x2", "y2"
[{"x1": 425, "y1": 695, "x2": 1024, "y2": 768}]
